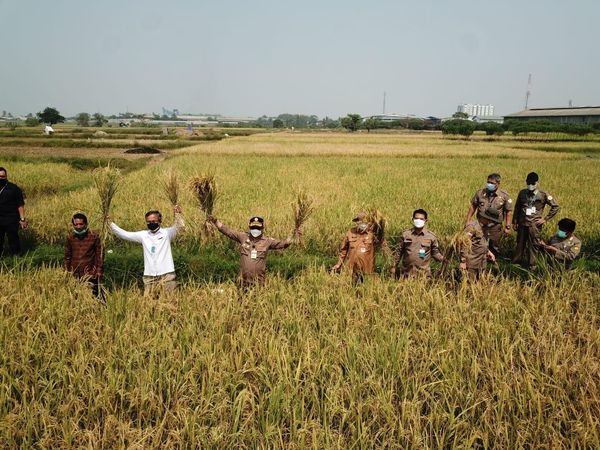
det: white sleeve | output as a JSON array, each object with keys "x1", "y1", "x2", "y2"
[
  {"x1": 166, "y1": 214, "x2": 184, "y2": 239},
  {"x1": 110, "y1": 222, "x2": 144, "y2": 243}
]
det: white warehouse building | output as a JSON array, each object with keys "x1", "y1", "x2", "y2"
[{"x1": 457, "y1": 103, "x2": 495, "y2": 117}]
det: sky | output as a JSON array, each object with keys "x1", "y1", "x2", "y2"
[{"x1": 1, "y1": 0, "x2": 599, "y2": 118}]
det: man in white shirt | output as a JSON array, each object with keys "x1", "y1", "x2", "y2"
[{"x1": 110, "y1": 206, "x2": 184, "y2": 296}]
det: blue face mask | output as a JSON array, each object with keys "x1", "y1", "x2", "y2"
[
  {"x1": 557, "y1": 230, "x2": 567, "y2": 239},
  {"x1": 486, "y1": 183, "x2": 496, "y2": 192}
]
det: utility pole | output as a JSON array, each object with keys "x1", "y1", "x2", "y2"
[
  {"x1": 383, "y1": 92, "x2": 386, "y2": 115},
  {"x1": 524, "y1": 74, "x2": 532, "y2": 110}
]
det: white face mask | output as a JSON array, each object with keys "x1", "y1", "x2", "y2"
[
  {"x1": 527, "y1": 184, "x2": 537, "y2": 191},
  {"x1": 249, "y1": 229, "x2": 262, "y2": 238},
  {"x1": 357, "y1": 223, "x2": 368, "y2": 232},
  {"x1": 413, "y1": 219, "x2": 426, "y2": 229}
]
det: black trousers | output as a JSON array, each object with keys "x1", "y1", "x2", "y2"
[{"x1": 0, "y1": 222, "x2": 20, "y2": 257}]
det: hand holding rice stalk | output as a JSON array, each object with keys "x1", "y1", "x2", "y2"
[
  {"x1": 366, "y1": 208, "x2": 386, "y2": 248},
  {"x1": 292, "y1": 190, "x2": 314, "y2": 245},
  {"x1": 439, "y1": 229, "x2": 473, "y2": 278},
  {"x1": 161, "y1": 170, "x2": 179, "y2": 207},
  {"x1": 189, "y1": 174, "x2": 217, "y2": 235},
  {"x1": 92, "y1": 164, "x2": 121, "y2": 249}
]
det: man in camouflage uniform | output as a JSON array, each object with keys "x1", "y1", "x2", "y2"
[
  {"x1": 210, "y1": 215, "x2": 298, "y2": 289},
  {"x1": 465, "y1": 173, "x2": 513, "y2": 257},
  {"x1": 512, "y1": 172, "x2": 560, "y2": 269},
  {"x1": 391, "y1": 209, "x2": 446, "y2": 278},
  {"x1": 460, "y1": 207, "x2": 499, "y2": 279},
  {"x1": 540, "y1": 218, "x2": 581, "y2": 268},
  {"x1": 332, "y1": 211, "x2": 389, "y2": 283}
]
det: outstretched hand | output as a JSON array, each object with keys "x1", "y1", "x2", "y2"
[{"x1": 173, "y1": 205, "x2": 182, "y2": 214}]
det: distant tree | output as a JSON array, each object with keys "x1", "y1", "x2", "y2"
[
  {"x1": 75, "y1": 112, "x2": 90, "y2": 127},
  {"x1": 37, "y1": 107, "x2": 65, "y2": 125},
  {"x1": 407, "y1": 118, "x2": 426, "y2": 130},
  {"x1": 442, "y1": 119, "x2": 476, "y2": 137},
  {"x1": 93, "y1": 113, "x2": 108, "y2": 127},
  {"x1": 478, "y1": 122, "x2": 504, "y2": 136},
  {"x1": 321, "y1": 116, "x2": 340, "y2": 129},
  {"x1": 452, "y1": 111, "x2": 469, "y2": 119},
  {"x1": 364, "y1": 118, "x2": 377, "y2": 133},
  {"x1": 24, "y1": 117, "x2": 40, "y2": 127},
  {"x1": 273, "y1": 118, "x2": 284, "y2": 128},
  {"x1": 341, "y1": 114, "x2": 362, "y2": 132}
]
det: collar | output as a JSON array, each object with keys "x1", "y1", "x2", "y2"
[{"x1": 411, "y1": 227, "x2": 426, "y2": 236}]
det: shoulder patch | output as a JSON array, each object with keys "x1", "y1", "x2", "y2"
[{"x1": 507, "y1": 199, "x2": 512, "y2": 203}]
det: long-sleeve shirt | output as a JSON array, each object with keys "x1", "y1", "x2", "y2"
[
  {"x1": 64, "y1": 230, "x2": 103, "y2": 278},
  {"x1": 548, "y1": 234, "x2": 581, "y2": 267},
  {"x1": 337, "y1": 229, "x2": 388, "y2": 275},
  {"x1": 471, "y1": 188, "x2": 513, "y2": 223},
  {"x1": 110, "y1": 215, "x2": 183, "y2": 276},
  {"x1": 215, "y1": 222, "x2": 291, "y2": 284},
  {"x1": 462, "y1": 220, "x2": 489, "y2": 271},
  {"x1": 393, "y1": 227, "x2": 444, "y2": 276},
  {"x1": 513, "y1": 188, "x2": 559, "y2": 227}
]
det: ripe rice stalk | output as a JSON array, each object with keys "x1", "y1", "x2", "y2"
[
  {"x1": 439, "y1": 229, "x2": 473, "y2": 279},
  {"x1": 292, "y1": 190, "x2": 313, "y2": 245},
  {"x1": 189, "y1": 174, "x2": 217, "y2": 236},
  {"x1": 366, "y1": 208, "x2": 386, "y2": 248},
  {"x1": 92, "y1": 163, "x2": 121, "y2": 248},
  {"x1": 161, "y1": 170, "x2": 179, "y2": 207}
]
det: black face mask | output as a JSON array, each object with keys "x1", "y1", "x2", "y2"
[
  {"x1": 0, "y1": 179, "x2": 7, "y2": 188},
  {"x1": 147, "y1": 222, "x2": 160, "y2": 231}
]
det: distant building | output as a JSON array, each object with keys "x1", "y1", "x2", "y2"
[
  {"x1": 365, "y1": 114, "x2": 415, "y2": 122},
  {"x1": 504, "y1": 106, "x2": 600, "y2": 124},
  {"x1": 472, "y1": 115, "x2": 504, "y2": 124},
  {"x1": 458, "y1": 104, "x2": 495, "y2": 117}
]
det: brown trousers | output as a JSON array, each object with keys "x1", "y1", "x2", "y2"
[
  {"x1": 487, "y1": 223, "x2": 503, "y2": 257},
  {"x1": 142, "y1": 272, "x2": 177, "y2": 296},
  {"x1": 513, "y1": 224, "x2": 543, "y2": 268}
]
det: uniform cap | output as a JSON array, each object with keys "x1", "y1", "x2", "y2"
[
  {"x1": 248, "y1": 216, "x2": 264, "y2": 229},
  {"x1": 481, "y1": 207, "x2": 501, "y2": 223},
  {"x1": 526, "y1": 172, "x2": 539, "y2": 184},
  {"x1": 352, "y1": 211, "x2": 367, "y2": 222}
]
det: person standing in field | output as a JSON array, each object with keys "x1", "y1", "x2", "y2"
[
  {"x1": 208, "y1": 215, "x2": 299, "y2": 289},
  {"x1": 460, "y1": 207, "x2": 499, "y2": 279},
  {"x1": 110, "y1": 206, "x2": 184, "y2": 296},
  {"x1": 0, "y1": 167, "x2": 27, "y2": 257},
  {"x1": 540, "y1": 218, "x2": 581, "y2": 269},
  {"x1": 332, "y1": 211, "x2": 389, "y2": 283},
  {"x1": 465, "y1": 173, "x2": 513, "y2": 258},
  {"x1": 512, "y1": 172, "x2": 560, "y2": 270},
  {"x1": 64, "y1": 213, "x2": 103, "y2": 298},
  {"x1": 391, "y1": 209, "x2": 446, "y2": 278}
]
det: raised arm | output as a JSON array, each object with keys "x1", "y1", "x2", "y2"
[
  {"x1": 209, "y1": 216, "x2": 244, "y2": 243},
  {"x1": 166, "y1": 206, "x2": 185, "y2": 239},
  {"x1": 110, "y1": 222, "x2": 144, "y2": 243}
]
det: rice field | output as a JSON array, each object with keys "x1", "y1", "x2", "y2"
[{"x1": 1, "y1": 130, "x2": 599, "y2": 448}]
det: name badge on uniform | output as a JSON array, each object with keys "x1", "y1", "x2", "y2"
[
  {"x1": 418, "y1": 248, "x2": 426, "y2": 258},
  {"x1": 151, "y1": 245, "x2": 156, "y2": 254},
  {"x1": 526, "y1": 206, "x2": 537, "y2": 216},
  {"x1": 360, "y1": 247, "x2": 367, "y2": 253},
  {"x1": 251, "y1": 249, "x2": 258, "y2": 259}
]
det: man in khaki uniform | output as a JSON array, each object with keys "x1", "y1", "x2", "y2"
[
  {"x1": 540, "y1": 218, "x2": 581, "y2": 268},
  {"x1": 210, "y1": 215, "x2": 298, "y2": 288},
  {"x1": 332, "y1": 211, "x2": 389, "y2": 283},
  {"x1": 460, "y1": 207, "x2": 498, "y2": 279},
  {"x1": 391, "y1": 209, "x2": 446, "y2": 278},
  {"x1": 512, "y1": 172, "x2": 560, "y2": 269},
  {"x1": 465, "y1": 173, "x2": 513, "y2": 257}
]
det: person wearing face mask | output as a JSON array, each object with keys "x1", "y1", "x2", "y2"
[
  {"x1": 465, "y1": 173, "x2": 513, "y2": 258},
  {"x1": 0, "y1": 167, "x2": 27, "y2": 257},
  {"x1": 540, "y1": 218, "x2": 581, "y2": 268},
  {"x1": 391, "y1": 209, "x2": 446, "y2": 278},
  {"x1": 208, "y1": 215, "x2": 299, "y2": 289},
  {"x1": 512, "y1": 172, "x2": 560, "y2": 269},
  {"x1": 332, "y1": 211, "x2": 389, "y2": 283},
  {"x1": 64, "y1": 213, "x2": 103, "y2": 298},
  {"x1": 110, "y1": 205, "x2": 184, "y2": 296},
  {"x1": 460, "y1": 207, "x2": 499, "y2": 279}
]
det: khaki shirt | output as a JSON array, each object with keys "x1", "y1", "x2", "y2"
[
  {"x1": 216, "y1": 223, "x2": 291, "y2": 283},
  {"x1": 471, "y1": 188, "x2": 512, "y2": 222},
  {"x1": 514, "y1": 189, "x2": 559, "y2": 226},
  {"x1": 393, "y1": 227, "x2": 444, "y2": 276},
  {"x1": 337, "y1": 229, "x2": 387, "y2": 275},
  {"x1": 462, "y1": 220, "x2": 489, "y2": 270},
  {"x1": 548, "y1": 234, "x2": 581, "y2": 265}
]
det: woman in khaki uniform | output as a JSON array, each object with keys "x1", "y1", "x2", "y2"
[{"x1": 460, "y1": 207, "x2": 498, "y2": 279}]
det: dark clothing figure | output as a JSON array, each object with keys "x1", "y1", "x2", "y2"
[
  {"x1": 0, "y1": 181, "x2": 25, "y2": 256},
  {"x1": 545, "y1": 235, "x2": 581, "y2": 268},
  {"x1": 215, "y1": 221, "x2": 292, "y2": 288},
  {"x1": 513, "y1": 188, "x2": 560, "y2": 268},
  {"x1": 393, "y1": 227, "x2": 444, "y2": 277},
  {"x1": 64, "y1": 230, "x2": 104, "y2": 297},
  {"x1": 470, "y1": 188, "x2": 513, "y2": 256}
]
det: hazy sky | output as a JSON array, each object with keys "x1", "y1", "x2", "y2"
[{"x1": 1, "y1": 0, "x2": 599, "y2": 118}]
